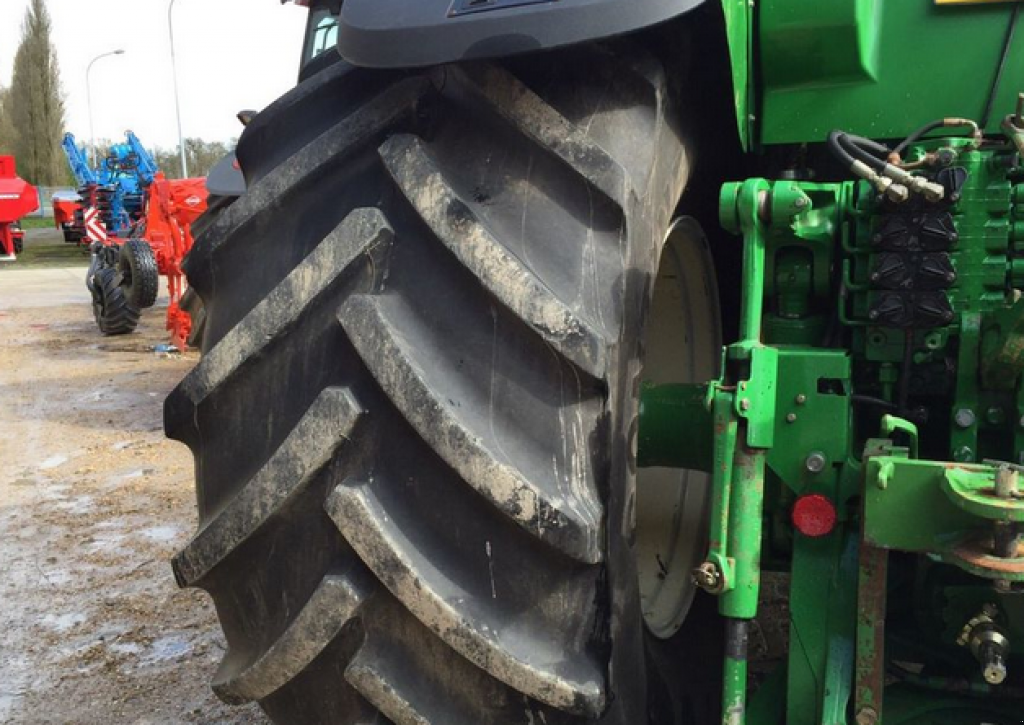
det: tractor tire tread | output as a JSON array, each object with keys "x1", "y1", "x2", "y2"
[
  {"x1": 92, "y1": 266, "x2": 140, "y2": 336},
  {"x1": 120, "y1": 239, "x2": 159, "y2": 309},
  {"x1": 170, "y1": 43, "x2": 690, "y2": 725}
]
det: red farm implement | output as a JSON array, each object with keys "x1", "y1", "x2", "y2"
[
  {"x1": 87, "y1": 173, "x2": 208, "y2": 348},
  {"x1": 52, "y1": 193, "x2": 83, "y2": 244},
  {"x1": 0, "y1": 156, "x2": 39, "y2": 262}
]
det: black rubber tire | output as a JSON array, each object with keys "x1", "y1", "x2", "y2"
[
  {"x1": 118, "y1": 239, "x2": 159, "y2": 309},
  {"x1": 178, "y1": 288, "x2": 207, "y2": 350},
  {"x1": 179, "y1": 195, "x2": 238, "y2": 349},
  {"x1": 91, "y1": 266, "x2": 140, "y2": 335},
  {"x1": 167, "y1": 43, "x2": 696, "y2": 725}
]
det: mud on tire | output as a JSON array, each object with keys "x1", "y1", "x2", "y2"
[{"x1": 167, "y1": 44, "x2": 698, "y2": 725}]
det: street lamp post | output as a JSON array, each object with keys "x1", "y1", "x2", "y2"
[
  {"x1": 168, "y1": 0, "x2": 188, "y2": 179},
  {"x1": 86, "y1": 49, "x2": 125, "y2": 167}
]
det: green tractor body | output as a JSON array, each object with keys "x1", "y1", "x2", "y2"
[{"x1": 169, "y1": 1, "x2": 1024, "y2": 724}]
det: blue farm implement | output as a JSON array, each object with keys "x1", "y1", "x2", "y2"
[
  {"x1": 61, "y1": 130, "x2": 158, "y2": 242},
  {"x1": 62, "y1": 130, "x2": 208, "y2": 345}
]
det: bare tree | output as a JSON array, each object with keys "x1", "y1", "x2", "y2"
[
  {"x1": 7, "y1": 0, "x2": 67, "y2": 184},
  {"x1": 155, "y1": 138, "x2": 233, "y2": 179}
]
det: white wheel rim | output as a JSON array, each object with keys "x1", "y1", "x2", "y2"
[{"x1": 637, "y1": 217, "x2": 721, "y2": 640}]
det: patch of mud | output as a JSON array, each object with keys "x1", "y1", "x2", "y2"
[{"x1": 0, "y1": 302, "x2": 265, "y2": 724}]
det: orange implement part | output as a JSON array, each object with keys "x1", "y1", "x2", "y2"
[{"x1": 137, "y1": 173, "x2": 209, "y2": 348}]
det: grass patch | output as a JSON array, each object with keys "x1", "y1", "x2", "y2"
[
  {"x1": 1, "y1": 228, "x2": 90, "y2": 269},
  {"x1": 18, "y1": 217, "x2": 59, "y2": 230}
]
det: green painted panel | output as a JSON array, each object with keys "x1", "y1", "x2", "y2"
[
  {"x1": 720, "y1": 0, "x2": 753, "y2": 149},
  {"x1": 759, "y1": 0, "x2": 1024, "y2": 144}
]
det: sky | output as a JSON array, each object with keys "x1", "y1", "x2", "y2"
[{"x1": 0, "y1": 0, "x2": 309, "y2": 151}]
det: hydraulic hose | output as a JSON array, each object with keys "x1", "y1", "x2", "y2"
[
  {"x1": 893, "y1": 118, "x2": 982, "y2": 157},
  {"x1": 827, "y1": 131, "x2": 859, "y2": 169},
  {"x1": 839, "y1": 134, "x2": 891, "y2": 171}
]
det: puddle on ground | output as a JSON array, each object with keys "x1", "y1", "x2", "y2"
[
  {"x1": 84, "y1": 531, "x2": 127, "y2": 551},
  {"x1": 38, "y1": 455, "x2": 68, "y2": 470},
  {"x1": 142, "y1": 635, "x2": 191, "y2": 664},
  {"x1": 41, "y1": 611, "x2": 89, "y2": 633},
  {"x1": 95, "y1": 343, "x2": 155, "y2": 354},
  {"x1": 53, "y1": 496, "x2": 95, "y2": 514},
  {"x1": 141, "y1": 526, "x2": 181, "y2": 543},
  {"x1": 108, "y1": 640, "x2": 144, "y2": 656}
]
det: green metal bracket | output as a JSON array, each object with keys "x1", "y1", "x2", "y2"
[
  {"x1": 768, "y1": 349, "x2": 851, "y2": 494},
  {"x1": 944, "y1": 465, "x2": 1024, "y2": 523},
  {"x1": 637, "y1": 382, "x2": 713, "y2": 471},
  {"x1": 864, "y1": 454, "x2": 1024, "y2": 582},
  {"x1": 734, "y1": 346, "x2": 779, "y2": 448}
]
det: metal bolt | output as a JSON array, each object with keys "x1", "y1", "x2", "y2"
[
  {"x1": 794, "y1": 196, "x2": 808, "y2": 209},
  {"x1": 1018, "y1": 415, "x2": 1024, "y2": 429},
  {"x1": 805, "y1": 451, "x2": 827, "y2": 474},
  {"x1": 692, "y1": 562, "x2": 723, "y2": 593},
  {"x1": 740, "y1": 399, "x2": 751, "y2": 411},
  {"x1": 987, "y1": 407, "x2": 1007, "y2": 426},
  {"x1": 954, "y1": 446, "x2": 976, "y2": 463},
  {"x1": 786, "y1": 413, "x2": 798, "y2": 424},
  {"x1": 856, "y1": 707, "x2": 878, "y2": 725},
  {"x1": 954, "y1": 408, "x2": 976, "y2": 429},
  {"x1": 983, "y1": 658, "x2": 1007, "y2": 686},
  {"x1": 994, "y1": 465, "x2": 1019, "y2": 499},
  {"x1": 795, "y1": 394, "x2": 807, "y2": 405}
]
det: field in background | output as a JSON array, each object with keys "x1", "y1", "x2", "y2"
[{"x1": 3, "y1": 228, "x2": 89, "y2": 269}]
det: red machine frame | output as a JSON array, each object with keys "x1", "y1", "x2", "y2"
[{"x1": 0, "y1": 156, "x2": 39, "y2": 261}]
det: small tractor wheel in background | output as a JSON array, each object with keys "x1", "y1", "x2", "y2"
[
  {"x1": 167, "y1": 41, "x2": 718, "y2": 725},
  {"x1": 119, "y1": 239, "x2": 159, "y2": 309},
  {"x1": 91, "y1": 266, "x2": 140, "y2": 336}
]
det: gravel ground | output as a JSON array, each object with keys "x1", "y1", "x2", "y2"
[{"x1": 0, "y1": 267, "x2": 265, "y2": 724}]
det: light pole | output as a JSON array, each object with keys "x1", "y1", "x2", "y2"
[
  {"x1": 168, "y1": 0, "x2": 188, "y2": 179},
  {"x1": 86, "y1": 49, "x2": 125, "y2": 167}
]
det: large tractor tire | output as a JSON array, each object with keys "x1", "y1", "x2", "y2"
[
  {"x1": 179, "y1": 195, "x2": 239, "y2": 349},
  {"x1": 119, "y1": 239, "x2": 160, "y2": 309},
  {"x1": 167, "y1": 43, "x2": 716, "y2": 725},
  {"x1": 177, "y1": 288, "x2": 207, "y2": 349},
  {"x1": 91, "y1": 266, "x2": 140, "y2": 335}
]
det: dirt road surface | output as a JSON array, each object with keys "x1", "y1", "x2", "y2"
[{"x1": 0, "y1": 261, "x2": 265, "y2": 724}]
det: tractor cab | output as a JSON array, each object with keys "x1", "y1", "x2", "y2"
[{"x1": 288, "y1": 0, "x2": 341, "y2": 76}]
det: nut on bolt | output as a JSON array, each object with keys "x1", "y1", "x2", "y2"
[
  {"x1": 692, "y1": 561, "x2": 724, "y2": 593},
  {"x1": 954, "y1": 408, "x2": 976, "y2": 429},
  {"x1": 805, "y1": 451, "x2": 827, "y2": 474},
  {"x1": 855, "y1": 707, "x2": 878, "y2": 725}
]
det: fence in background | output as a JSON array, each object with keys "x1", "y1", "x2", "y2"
[{"x1": 24, "y1": 187, "x2": 78, "y2": 218}]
